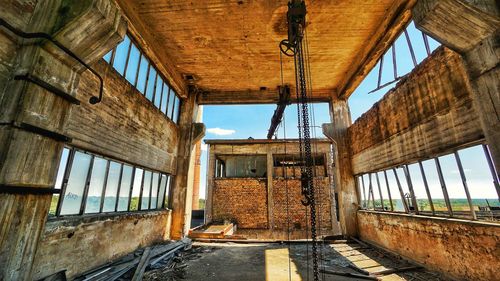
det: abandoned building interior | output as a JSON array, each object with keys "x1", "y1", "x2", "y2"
[{"x1": 0, "y1": 0, "x2": 498, "y2": 280}]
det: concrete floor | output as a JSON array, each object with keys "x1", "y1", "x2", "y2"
[{"x1": 145, "y1": 241, "x2": 449, "y2": 281}]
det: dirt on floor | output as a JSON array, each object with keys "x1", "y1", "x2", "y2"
[{"x1": 143, "y1": 241, "x2": 449, "y2": 281}]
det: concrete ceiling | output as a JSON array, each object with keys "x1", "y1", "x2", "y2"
[{"x1": 118, "y1": 0, "x2": 413, "y2": 102}]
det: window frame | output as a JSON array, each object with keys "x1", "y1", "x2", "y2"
[{"x1": 51, "y1": 147, "x2": 172, "y2": 218}]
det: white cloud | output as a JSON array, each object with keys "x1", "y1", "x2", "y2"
[
  {"x1": 201, "y1": 143, "x2": 208, "y2": 151},
  {"x1": 206, "y1": 127, "x2": 235, "y2": 136}
]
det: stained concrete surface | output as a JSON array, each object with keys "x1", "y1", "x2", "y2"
[{"x1": 145, "y1": 241, "x2": 449, "y2": 281}]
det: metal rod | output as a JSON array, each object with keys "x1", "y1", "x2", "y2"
[
  {"x1": 122, "y1": 38, "x2": 133, "y2": 78},
  {"x1": 393, "y1": 168, "x2": 409, "y2": 213},
  {"x1": 377, "y1": 55, "x2": 384, "y2": 88},
  {"x1": 422, "y1": 32, "x2": 431, "y2": 56},
  {"x1": 383, "y1": 170, "x2": 394, "y2": 211},
  {"x1": 404, "y1": 29, "x2": 417, "y2": 67},
  {"x1": 369, "y1": 173, "x2": 375, "y2": 209},
  {"x1": 454, "y1": 152, "x2": 477, "y2": 220},
  {"x1": 138, "y1": 170, "x2": 146, "y2": 210},
  {"x1": 367, "y1": 74, "x2": 407, "y2": 95},
  {"x1": 128, "y1": 168, "x2": 136, "y2": 211},
  {"x1": 403, "y1": 165, "x2": 419, "y2": 214},
  {"x1": 361, "y1": 175, "x2": 367, "y2": 208},
  {"x1": 375, "y1": 172, "x2": 384, "y2": 210},
  {"x1": 14, "y1": 73, "x2": 80, "y2": 105},
  {"x1": 114, "y1": 164, "x2": 124, "y2": 212},
  {"x1": 134, "y1": 54, "x2": 142, "y2": 88},
  {"x1": 0, "y1": 18, "x2": 105, "y2": 104},
  {"x1": 418, "y1": 161, "x2": 435, "y2": 215},
  {"x1": 482, "y1": 144, "x2": 500, "y2": 200},
  {"x1": 435, "y1": 158, "x2": 453, "y2": 216},
  {"x1": 391, "y1": 45, "x2": 397, "y2": 80}
]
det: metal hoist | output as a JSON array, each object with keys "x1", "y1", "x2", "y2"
[{"x1": 279, "y1": 1, "x2": 320, "y2": 280}]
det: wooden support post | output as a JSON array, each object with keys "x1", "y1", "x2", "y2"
[{"x1": 0, "y1": 1, "x2": 126, "y2": 279}]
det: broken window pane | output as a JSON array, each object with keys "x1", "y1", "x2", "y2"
[
  {"x1": 420, "y1": 159, "x2": 447, "y2": 214},
  {"x1": 141, "y1": 171, "x2": 152, "y2": 210},
  {"x1": 102, "y1": 161, "x2": 121, "y2": 212},
  {"x1": 130, "y1": 168, "x2": 143, "y2": 211},
  {"x1": 218, "y1": 155, "x2": 267, "y2": 178},
  {"x1": 173, "y1": 96, "x2": 181, "y2": 123},
  {"x1": 151, "y1": 173, "x2": 159, "y2": 209},
  {"x1": 60, "y1": 151, "x2": 91, "y2": 215},
  {"x1": 158, "y1": 174, "x2": 167, "y2": 208},
  {"x1": 458, "y1": 146, "x2": 500, "y2": 215},
  {"x1": 112, "y1": 35, "x2": 130, "y2": 76},
  {"x1": 395, "y1": 167, "x2": 412, "y2": 211},
  {"x1": 377, "y1": 171, "x2": 391, "y2": 211},
  {"x1": 438, "y1": 154, "x2": 468, "y2": 215},
  {"x1": 117, "y1": 165, "x2": 133, "y2": 211},
  {"x1": 161, "y1": 83, "x2": 170, "y2": 114},
  {"x1": 165, "y1": 175, "x2": 172, "y2": 208},
  {"x1": 125, "y1": 42, "x2": 140, "y2": 85},
  {"x1": 49, "y1": 147, "x2": 70, "y2": 216},
  {"x1": 154, "y1": 76, "x2": 163, "y2": 108},
  {"x1": 136, "y1": 56, "x2": 149, "y2": 94},
  {"x1": 407, "y1": 163, "x2": 432, "y2": 212},
  {"x1": 168, "y1": 90, "x2": 176, "y2": 120},
  {"x1": 85, "y1": 157, "x2": 108, "y2": 214},
  {"x1": 357, "y1": 176, "x2": 367, "y2": 208},
  {"x1": 385, "y1": 170, "x2": 405, "y2": 212},
  {"x1": 145, "y1": 68, "x2": 157, "y2": 101}
]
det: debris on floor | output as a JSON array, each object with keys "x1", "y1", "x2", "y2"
[{"x1": 73, "y1": 238, "x2": 192, "y2": 281}]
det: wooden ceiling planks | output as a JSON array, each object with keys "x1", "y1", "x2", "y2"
[{"x1": 117, "y1": 0, "x2": 412, "y2": 102}]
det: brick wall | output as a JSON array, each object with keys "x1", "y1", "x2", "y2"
[
  {"x1": 273, "y1": 178, "x2": 333, "y2": 232},
  {"x1": 212, "y1": 178, "x2": 268, "y2": 229}
]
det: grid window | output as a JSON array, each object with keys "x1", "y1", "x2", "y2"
[
  {"x1": 50, "y1": 148, "x2": 171, "y2": 217},
  {"x1": 103, "y1": 34, "x2": 183, "y2": 124},
  {"x1": 357, "y1": 144, "x2": 499, "y2": 221}
]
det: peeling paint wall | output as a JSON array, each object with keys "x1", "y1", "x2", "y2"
[
  {"x1": 32, "y1": 210, "x2": 171, "y2": 279},
  {"x1": 358, "y1": 211, "x2": 500, "y2": 281}
]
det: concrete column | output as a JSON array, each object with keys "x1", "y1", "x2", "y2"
[
  {"x1": 322, "y1": 99, "x2": 358, "y2": 237},
  {"x1": 191, "y1": 106, "x2": 203, "y2": 210},
  {"x1": 413, "y1": 0, "x2": 500, "y2": 177},
  {"x1": 204, "y1": 145, "x2": 216, "y2": 224},
  {"x1": 170, "y1": 90, "x2": 205, "y2": 239},
  {"x1": 0, "y1": 1, "x2": 125, "y2": 279}
]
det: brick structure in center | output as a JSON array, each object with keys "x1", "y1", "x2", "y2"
[{"x1": 205, "y1": 139, "x2": 341, "y2": 239}]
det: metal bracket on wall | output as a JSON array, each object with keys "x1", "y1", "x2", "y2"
[
  {"x1": 0, "y1": 18, "x2": 104, "y2": 104},
  {"x1": 4, "y1": 121, "x2": 72, "y2": 142},
  {"x1": 14, "y1": 73, "x2": 81, "y2": 105},
  {"x1": 0, "y1": 184, "x2": 61, "y2": 195}
]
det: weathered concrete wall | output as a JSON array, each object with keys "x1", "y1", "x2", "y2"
[
  {"x1": 358, "y1": 211, "x2": 500, "y2": 281},
  {"x1": 273, "y1": 178, "x2": 333, "y2": 234},
  {"x1": 212, "y1": 178, "x2": 269, "y2": 229},
  {"x1": 67, "y1": 60, "x2": 180, "y2": 173},
  {"x1": 32, "y1": 210, "x2": 171, "y2": 279},
  {"x1": 349, "y1": 47, "x2": 483, "y2": 174}
]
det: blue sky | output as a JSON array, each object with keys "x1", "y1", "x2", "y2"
[{"x1": 197, "y1": 21, "x2": 498, "y2": 202}]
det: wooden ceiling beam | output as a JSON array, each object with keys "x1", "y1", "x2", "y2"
[
  {"x1": 197, "y1": 87, "x2": 333, "y2": 105},
  {"x1": 337, "y1": 0, "x2": 416, "y2": 100}
]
